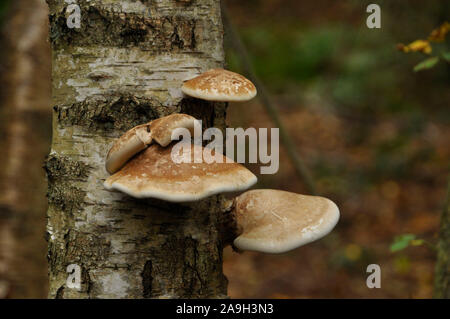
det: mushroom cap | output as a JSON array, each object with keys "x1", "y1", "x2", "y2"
[
  {"x1": 181, "y1": 69, "x2": 257, "y2": 102},
  {"x1": 105, "y1": 114, "x2": 198, "y2": 174},
  {"x1": 104, "y1": 143, "x2": 257, "y2": 202},
  {"x1": 150, "y1": 113, "x2": 196, "y2": 147},
  {"x1": 233, "y1": 189, "x2": 340, "y2": 254},
  {"x1": 105, "y1": 122, "x2": 152, "y2": 174}
]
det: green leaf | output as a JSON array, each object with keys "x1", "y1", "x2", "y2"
[
  {"x1": 442, "y1": 52, "x2": 450, "y2": 62},
  {"x1": 390, "y1": 234, "x2": 416, "y2": 252},
  {"x1": 413, "y1": 56, "x2": 439, "y2": 72}
]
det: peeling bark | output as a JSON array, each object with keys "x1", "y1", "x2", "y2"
[{"x1": 46, "y1": 0, "x2": 228, "y2": 298}]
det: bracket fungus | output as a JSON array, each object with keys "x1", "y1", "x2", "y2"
[
  {"x1": 103, "y1": 112, "x2": 339, "y2": 257},
  {"x1": 227, "y1": 189, "x2": 340, "y2": 254},
  {"x1": 105, "y1": 113, "x2": 196, "y2": 174},
  {"x1": 104, "y1": 143, "x2": 257, "y2": 202},
  {"x1": 181, "y1": 68, "x2": 257, "y2": 102},
  {"x1": 149, "y1": 113, "x2": 196, "y2": 147}
]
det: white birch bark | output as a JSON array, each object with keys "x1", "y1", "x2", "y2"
[{"x1": 46, "y1": 0, "x2": 228, "y2": 298}]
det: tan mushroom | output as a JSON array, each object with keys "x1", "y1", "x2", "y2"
[
  {"x1": 230, "y1": 189, "x2": 340, "y2": 254},
  {"x1": 105, "y1": 122, "x2": 152, "y2": 174},
  {"x1": 104, "y1": 143, "x2": 257, "y2": 202},
  {"x1": 150, "y1": 113, "x2": 196, "y2": 147},
  {"x1": 181, "y1": 68, "x2": 257, "y2": 102},
  {"x1": 105, "y1": 113, "x2": 197, "y2": 174}
]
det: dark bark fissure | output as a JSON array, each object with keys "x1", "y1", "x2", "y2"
[
  {"x1": 142, "y1": 260, "x2": 153, "y2": 298},
  {"x1": 49, "y1": 6, "x2": 196, "y2": 51},
  {"x1": 54, "y1": 96, "x2": 161, "y2": 132},
  {"x1": 53, "y1": 95, "x2": 223, "y2": 134}
]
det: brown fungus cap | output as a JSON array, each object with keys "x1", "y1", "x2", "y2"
[
  {"x1": 104, "y1": 143, "x2": 257, "y2": 202},
  {"x1": 181, "y1": 69, "x2": 257, "y2": 102},
  {"x1": 232, "y1": 189, "x2": 340, "y2": 254},
  {"x1": 105, "y1": 122, "x2": 152, "y2": 174},
  {"x1": 150, "y1": 113, "x2": 196, "y2": 147},
  {"x1": 105, "y1": 114, "x2": 198, "y2": 174}
]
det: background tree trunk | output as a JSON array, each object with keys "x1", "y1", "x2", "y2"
[
  {"x1": 45, "y1": 0, "x2": 228, "y2": 298},
  {"x1": 434, "y1": 179, "x2": 450, "y2": 298},
  {"x1": 0, "y1": 0, "x2": 51, "y2": 299}
]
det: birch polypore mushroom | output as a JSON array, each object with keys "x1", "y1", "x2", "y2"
[
  {"x1": 150, "y1": 113, "x2": 196, "y2": 147},
  {"x1": 230, "y1": 189, "x2": 340, "y2": 253},
  {"x1": 105, "y1": 122, "x2": 152, "y2": 174},
  {"x1": 104, "y1": 143, "x2": 257, "y2": 202},
  {"x1": 181, "y1": 68, "x2": 257, "y2": 102},
  {"x1": 105, "y1": 114, "x2": 196, "y2": 174}
]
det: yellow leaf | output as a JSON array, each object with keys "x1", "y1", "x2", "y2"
[
  {"x1": 423, "y1": 46, "x2": 432, "y2": 54},
  {"x1": 397, "y1": 40, "x2": 432, "y2": 54},
  {"x1": 428, "y1": 21, "x2": 450, "y2": 43},
  {"x1": 408, "y1": 40, "x2": 432, "y2": 54}
]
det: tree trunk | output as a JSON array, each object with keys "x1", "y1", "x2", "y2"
[
  {"x1": 434, "y1": 179, "x2": 450, "y2": 298},
  {"x1": 45, "y1": 0, "x2": 228, "y2": 298},
  {"x1": 0, "y1": 0, "x2": 51, "y2": 298}
]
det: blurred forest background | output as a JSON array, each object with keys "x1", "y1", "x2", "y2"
[{"x1": 0, "y1": 0, "x2": 448, "y2": 298}]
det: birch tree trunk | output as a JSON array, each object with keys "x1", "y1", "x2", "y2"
[
  {"x1": 46, "y1": 0, "x2": 228, "y2": 298},
  {"x1": 0, "y1": 0, "x2": 50, "y2": 298}
]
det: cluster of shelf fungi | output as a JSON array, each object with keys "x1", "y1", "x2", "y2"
[{"x1": 104, "y1": 68, "x2": 339, "y2": 254}]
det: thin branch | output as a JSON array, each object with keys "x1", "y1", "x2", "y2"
[{"x1": 221, "y1": 2, "x2": 318, "y2": 195}]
